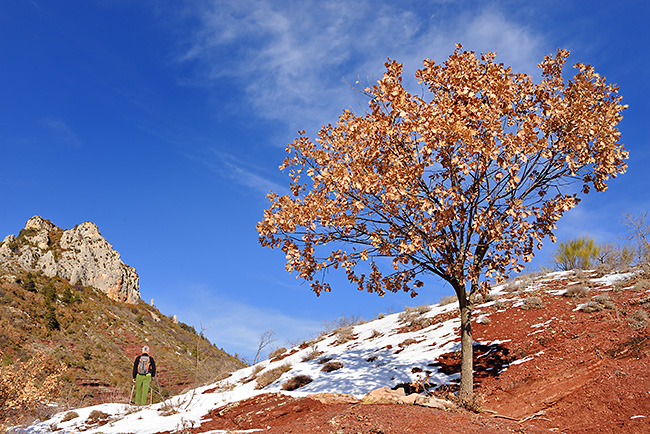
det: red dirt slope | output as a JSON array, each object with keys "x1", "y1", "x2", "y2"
[{"x1": 162, "y1": 273, "x2": 650, "y2": 434}]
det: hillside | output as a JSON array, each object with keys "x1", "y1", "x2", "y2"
[
  {"x1": 0, "y1": 219, "x2": 247, "y2": 426},
  {"x1": 20, "y1": 267, "x2": 650, "y2": 433}
]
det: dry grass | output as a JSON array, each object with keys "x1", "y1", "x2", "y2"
[
  {"x1": 87, "y1": 409, "x2": 109, "y2": 422},
  {"x1": 439, "y1": 295, "x2": 458, "y2": 306},
  {"x1": 282, "y1": 375, "x2": 313, "y2": 391},
  {"x1": 0, "y1": 353, "x2": 66, "y2": 426},
  {"x1": 335, "y1": 326, "x2": 355, "y2": 345},
  {"x1": 565, "y1": 284, "x2": 589, "y2": 298},
  {"x1": 61, "y1": 411, "x2": 79, "y2": 422},
  {"x1": 521, "y1": 296, "x2": 544, "y2": 310},
  {"x1": 301, "y1": 349, "x2": 324, "y2": 362},
  {"x1": 629, "y1": 310, "x2": 649, "y2": 329},
  {"x1": 633, "y1": 279, "x2": 649, "y2": 292},
  {"x1": 592, "y1": 293, "x2": 616, "y2": 309},
  {"x1": 268, "y1": 347, "x2": 287, "y2": 359},
  {"x1": 255, "y1": 364, "x2": 292, "y2": 389},
  {"x1": 321, "y1": 361, "x2": 344, "y2": 372}
]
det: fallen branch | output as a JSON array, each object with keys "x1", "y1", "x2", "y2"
[
  {"x1": 490, "y1": 409, "x2": 548, "y2": 423},
  {"x1": 520, "y1": 410, "x2": 547, "y2": 422}
]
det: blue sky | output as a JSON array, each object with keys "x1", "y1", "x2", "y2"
[{"x1": 1, "y1": 0, "x2": 648, "y2": 360}]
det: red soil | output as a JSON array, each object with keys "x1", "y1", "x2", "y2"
[{"x1": 161, "y1": 279, "x2": 650, "y2": 433}]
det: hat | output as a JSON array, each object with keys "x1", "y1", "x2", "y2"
[{"x1": 142, "y1": 345, "x2": 150, "y2": 353}]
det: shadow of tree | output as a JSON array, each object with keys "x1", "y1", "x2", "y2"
[{"x1": 429, "y1": 343, "x2": 514, "y2": 392}]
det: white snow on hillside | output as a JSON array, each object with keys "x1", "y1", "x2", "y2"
[{"x1": 17, "y1": 270, "x2": 636, "y2": 434}]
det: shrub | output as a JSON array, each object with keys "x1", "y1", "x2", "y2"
[
  {"x1": 521, "y1": 296, "x2": 544, "y2": 310},
  {"x1": 596, "y1": 242, "x2": 635, "y2": 272},
  {"x1": 0, "y1": 354, "x2": 65, "y2": 419},
  {"x1": 317, "y1": 356, "x2": 333, "y2": 365},
  {"x1": 45, "y1": 305, "x2": 60, "y2": 331},
  {"x1": 553, "y1": 236, "x2": 599, "y2": 271},
  {"x1": 629, "y1": 310, "x2": 649, "y2": 329},
  {"x1": 282, "y1": 375, "x2": 313, "y2": 391},
  {"x1": 60, "y1": 286, "x2": 78, "y2": 305},
  {"x1": 398, "y1": 309, "x2": 433, "y2": 329},
  {"x1": 399, "y1": 338, "x2": 416, "y2": 347},
  {"x1": 61, "y1": 411, "x2": 79, "y2": 422},
  {"x1": 22, "y1": 273, "x2": 37, "y2": 292},
  {"x1": 613, "y1": 279, "x2": 633, "y2": 292},
  {"x1": 479, "y1": 292, "x2": 500, "y2": 303},
  {"x1": 321, "y1": 361, "x2": 344, "y2": 372},
  {"x1": 565, "y1": 284, "x2": 589, "y2": 298},
  {"x1": 335, "y1": 326, "x2": 354, "y2": 344},
  {"x1": 319, "y1": 315, "x2": 363, "y2": 336},
  {"x1": 503, "y1": 276, "x2": 532, "y2": 293},
  {"x1": 592, "y1": 293, "x2": 615, "y2": 310},
  {"x1": 301, "y1": 349, "x2": 323, "y2": 362},
  {"x1": 87, "y1": 409, "x2": 109, "y2": 422},
  {"x1": 439, "y1": 295, "x2": 457, "y2": 306},
  {"x1": 633, "y1": 279, "x2": 649, "y2": 293},
  {"x1": 178, "y1": 321, "x2": 197, "y2": 335},
  {"x1": 242, "y1": 365, "x2": 265, "y2": 383},
  {"x1": 269, "y1": 347, "x2": 287, "y2": 359},
  {"x1": 255, "y1": 364, "x2": 291, "y2": 389},
  {"x1": 41, "y1": 282, "x2": 57, "y2": 304}
]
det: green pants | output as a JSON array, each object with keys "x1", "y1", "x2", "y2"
[{"x1": 134, "y1": 373, "x2": 152, "y2": 405}]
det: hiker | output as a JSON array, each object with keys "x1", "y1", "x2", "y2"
[{"x1": 132, "y1": 345, "x2": 156, "y2": 405}]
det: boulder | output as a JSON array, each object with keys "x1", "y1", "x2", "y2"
[{"x1": 361, "y1": 386, "x2": 457, "y2": 410}]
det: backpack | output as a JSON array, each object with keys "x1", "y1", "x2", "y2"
[{"x1": 137, "y1": 355, "x2": 150, "y2": 375}]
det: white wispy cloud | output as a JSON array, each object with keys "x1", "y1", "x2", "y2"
[
  {"x1": 184, "y1": 149, "x2": 289, "y2": 197},
  {"x1": 39, "y1": 118, "x2": 83, "y2": 147},
  {"x1": 176, "y1": 1, "x2": 548, "y2": 135}
]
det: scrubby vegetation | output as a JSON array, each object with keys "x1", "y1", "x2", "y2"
[
  {"x1": 0, "y1": 268, "x2": 246, "y2": 428},
  {"x1": 553, "y1": 237, "x2": 600, "y2": 271},
  {"x1": 255, "y1": 364, "x2": 292, "y2": 389},
  {"x1": 282, "y1": 374, "x2": 313, "y2": 391},
  {"x1": 321, "y1": 361, "x2": 344, "y2": 372},
  {"x1": 521, "y1": 296, "x2": 544, "y2": 310},
  {"x1": 0, "y1": 353, "x2": 65, "y2": 430}
]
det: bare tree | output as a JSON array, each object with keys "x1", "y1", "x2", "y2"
[
  {"x1": 621, "y1": 212, "x2": 650, "y2": 265},
  {"x1": 257, "y1": 45, "x2": 628, "y2": 401},
  {"x1": 195, "y1": 321, "x2": 215, "y2": 369},
  {"x1": 253, "y1": 330, "x2": 277, "y2": 365}
]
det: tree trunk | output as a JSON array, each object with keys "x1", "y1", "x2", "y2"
[{"x1": 458, "y1": 299, "x2": 474, "y2": 402}]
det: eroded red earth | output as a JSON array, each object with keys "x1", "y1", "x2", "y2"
[{"x1": 161, "y1": 277, "x2": 650, "y2": 434}]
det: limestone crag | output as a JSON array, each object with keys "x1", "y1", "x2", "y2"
[{"x1": 0, "y1": 216, "x2": 140, "y2": 303}]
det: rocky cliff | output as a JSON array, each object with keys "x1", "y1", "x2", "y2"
[{"x1": 0, "y1": 216, "x2": 140, "y2": 303}]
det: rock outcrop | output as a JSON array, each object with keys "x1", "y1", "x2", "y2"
[{"x1": 0, "y1": 216, "x2": 140, "y2": 303}]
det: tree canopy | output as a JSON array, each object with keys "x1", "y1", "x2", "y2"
[{"x1": 257, "y1": 45, "x2": 628, "y2": 399}]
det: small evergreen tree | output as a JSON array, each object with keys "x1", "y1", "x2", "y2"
[
  {"x1": 45, "y1": 304, "x2": 60, "y2": 331},
  {"x1": 41, "y1": 281, "x2": 57, "y2": 304},
  {"x1": 22, "y1": 272, "x2": 36, "y2": 292},
  {"x1": 61, "y1": 286, "x2": 75, "y2": 305}
]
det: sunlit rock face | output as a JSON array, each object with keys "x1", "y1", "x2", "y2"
[{"x1": 0, "y1": 216, "x2": 140, "y2": 304}]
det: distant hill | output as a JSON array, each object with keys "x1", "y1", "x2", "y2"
[{"x1": 0, "y1": 217, "x2": 247, "y2": 414}]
